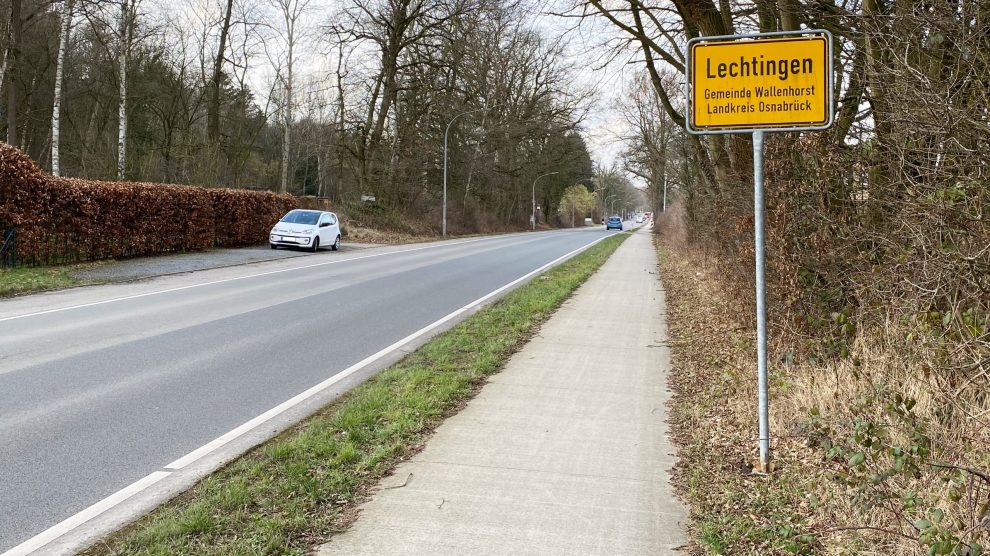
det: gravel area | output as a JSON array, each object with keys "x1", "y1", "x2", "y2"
[{"x1": 72, "y1": 243, "x2": 380, "y2": 283}]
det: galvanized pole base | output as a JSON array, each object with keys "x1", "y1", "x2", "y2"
[{"x1": 752, "y1": 130, "x2": 771, "y2": 473}]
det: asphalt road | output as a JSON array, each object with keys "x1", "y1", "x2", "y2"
[
  {"x1": 70, "y1": 241, "x2": 382, "y2": 283},
  {"x1": 0, "y1": 228, "x2": 614, "y2": 552}
]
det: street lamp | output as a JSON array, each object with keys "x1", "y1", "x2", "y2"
[
  {"x1": 443, "y1": 105, "x2": 496, "y2": 238},
  {"x1": 591, "y1": 181, "x2": 612, "y2": 224},
  {"x1": 608, "y1": 197, "x2": 623, "y2": 220},
  {"x1": 531, "y1": 171, "x2": 558, "y2": 230},
  {"x1": 604, "y1": 195, "x2": 616, "y2": 223}
]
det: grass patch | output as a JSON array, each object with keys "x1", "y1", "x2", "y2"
[
  {"x1": 0, "y1": 266, "x2": 82, "y2": 297},
  {"x1": 83, "y1": 232, "x2": 630, "y2": 556}
]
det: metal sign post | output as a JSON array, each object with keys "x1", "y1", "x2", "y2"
[
  {"x1": 752, "y1": 129, "x2": 769, "y2": 470},
  {"x1": 686, "y1": 30, "x2": 834, "y2": 474}
]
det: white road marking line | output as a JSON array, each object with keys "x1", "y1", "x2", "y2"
[
  {"x1": 2, "y1": 471, "x2": 171, "y2": 556},
  {"x1": 2, "y1": 232, "x2": 606, "y2": 555},
  {"x1": 0, "y1": 234, "x2": 516, "y2": 323}
]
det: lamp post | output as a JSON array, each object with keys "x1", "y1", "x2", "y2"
[
  {"x1": 604, "y1": 195, "x2": 616, "y2": 222},
  {"x1": 443, "y1": 106, "x2": 495, "y2": 238},
  {"x1": 531, "y1": 171, "x2": 558, "y2": 230}
]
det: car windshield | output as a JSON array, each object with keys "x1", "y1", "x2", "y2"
[
  {"x1": 280, "y1": 210, "x2": 320, "y2": 225},
  {"x1": 609, "y1": 217, "x2": 621, "y2": 222}
]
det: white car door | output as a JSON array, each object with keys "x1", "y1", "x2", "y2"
[
  {"x1": 329, "y1": 213, "x2": 340, "y2": 243},
  {"x1": 318, "y1": 213, "x2": 332, "y2": 243}
]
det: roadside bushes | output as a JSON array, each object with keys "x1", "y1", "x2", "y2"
[
  {"x1": 209, "y1": 188, "x2": 296, "y2": 247},
  {"x1": 656, "y1": 10, "x2": 989, "y2": 548},
  {"x1": 0, "y1": 144, "x2": 296, "y2": 264}
]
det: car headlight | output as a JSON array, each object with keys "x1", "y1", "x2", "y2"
[{"x1": 302, "y1": 229, "x2": 314, "y2": 235}]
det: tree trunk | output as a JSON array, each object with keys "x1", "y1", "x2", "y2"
[
  {"x1": 208, "y1": 0, "x2": 234, "y2": 148},
  {"x1": 52, "y1": 0, "x2": 74, "y2": 176},
  {"x1": 6, "y1": 0, "x2": 21, "y2": 147},
  {"x1": 777, "y1": 0, "x2": 801, "y2": 31},
  {"x1": 117, "y1": 0, "x2": 131, "y2": 180},
  {"x1": 334, "y1": 44, "x2": 346, "y2": 202},
  {"x1": 280, "y1": 40, "x2": 292, "y2": 193},
  {"x1": 0, "y1": 47, "x2": 9, "y2": 116}
]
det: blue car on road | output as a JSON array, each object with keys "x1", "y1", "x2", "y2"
[{"x1": 606, "y1": 216, "x2": 623, "y2": 231}]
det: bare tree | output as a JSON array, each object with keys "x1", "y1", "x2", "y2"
[
  {"x1": 6, "y1": 0, "x2": 22, "y2": 146},
  {"x1": 117, "y1": 0, "x2": 139, "y2": 180},
  {"x1": 331, "y1": 0, "x2": 463, "y2": 191},
  {"x1": 52, "y1": 0, "x2": 76, "y2": 176},
  {"x1": 208, "y1": 0, "x2": 237, "y2": 149},
  {"x1": 267, "y1": 0, "x2": 311, "y2": 193}
]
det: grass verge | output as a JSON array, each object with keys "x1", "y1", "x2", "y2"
[
  {"x1": 0, "y1": 266, "x2": 83, "y2": 297},
  {"x1": 83, "y1": 232, "x2": 630, "y2": 556}
]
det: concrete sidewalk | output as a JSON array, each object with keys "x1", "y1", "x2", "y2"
[{"x1": 318, "y1": 229, "x2": 687, "y2": 555}]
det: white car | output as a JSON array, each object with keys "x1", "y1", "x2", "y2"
[
  {"x1": 270, "y1": 209, "x2": 341, "y2": 252},
  {"x1": 635, "y1": 215, "x2": 645, "y2": 223}
]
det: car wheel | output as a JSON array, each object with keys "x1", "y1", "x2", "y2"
[
  {"x1": 331, "y1": 235, "x2": 340, "y2": 251},
  {"x1": 310, "y1": 237, "x2": 320, "y2": 253}
]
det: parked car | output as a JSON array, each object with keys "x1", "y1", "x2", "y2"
[
  {"x1": 270, "y1": 209, "x2": 341, "y2": 252},
  {"x1": 635, "y1": 214, "x2": 645, "y2": 223},
  {"x1": 606, "y1": 216, "x2": 623, "y2": 231}
]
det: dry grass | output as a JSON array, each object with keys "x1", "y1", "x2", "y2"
[
  {"x1": 658, "y1": 207, "x2": 990, "y2": 555},
  {"x1": 778, "y1": 330, "x2": 990, "y2": 554},
  {"x1": 342, "y1": 225, "x2": 430, "y2": 245}
]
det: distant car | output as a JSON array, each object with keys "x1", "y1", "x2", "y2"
[
  {"x1": 270, "y1": 209, "x2": 341, "y2": 252},
  {"x1": 635, "y1": 214, "x2": 645, "y2": 223},
  {"x1": 606, "y1": 216, "x2": 623, "y2": 231}
]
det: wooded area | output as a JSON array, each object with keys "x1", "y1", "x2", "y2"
[
  {"x1": 582, "y1": 0, "x2": 989, "y2": 552},
  {"x1": 0, "y1": 0, "x2": 619, "y2": 233}
]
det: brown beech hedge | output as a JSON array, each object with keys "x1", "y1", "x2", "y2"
[{"x1": 0, "y1": 143, "x2": 297, "y2": 264}]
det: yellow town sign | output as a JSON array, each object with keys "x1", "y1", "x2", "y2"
[{"x1": 688, "y1": 33, "x2": 832, "y2": 132}]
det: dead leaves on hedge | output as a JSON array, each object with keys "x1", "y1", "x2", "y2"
[{"x1": 0, "y1": 144, "x2": 297, "y2": 262}]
